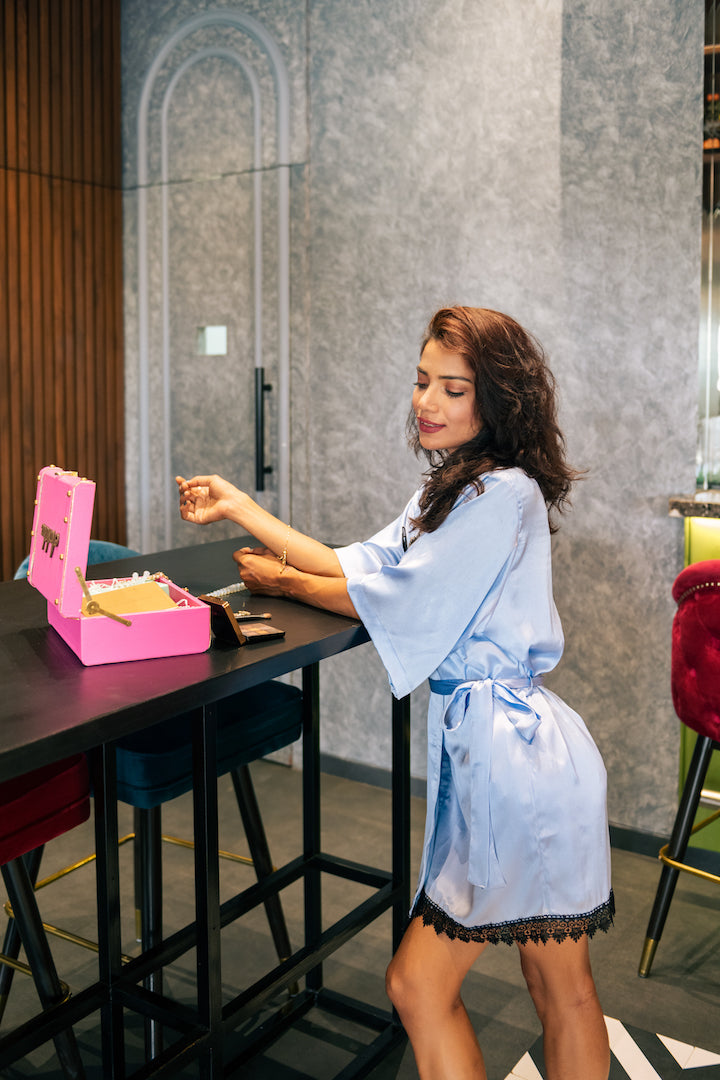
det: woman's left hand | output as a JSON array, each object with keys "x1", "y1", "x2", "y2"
[
  {"x1": 233, "y1": 546, "x2": 287, "y2": 595},
  {"x1": 233, "y1": 546, "x2": 358, "y2": 619}
]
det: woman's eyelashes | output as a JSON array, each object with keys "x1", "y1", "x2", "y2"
[{"x1": 413, "y1": 381, "x2": 466, "y2": 398}]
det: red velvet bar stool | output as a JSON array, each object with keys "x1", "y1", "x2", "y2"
[
  {"x1": 0, "y1": 754, "x2": 91, "y2": 1078},
  {"x1": 638, "y1": 559, "x2": 720, "y2": 977}
]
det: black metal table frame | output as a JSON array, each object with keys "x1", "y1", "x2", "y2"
[{"x1": 0, "y1": 543, "x2": 411, "y2": 1079}]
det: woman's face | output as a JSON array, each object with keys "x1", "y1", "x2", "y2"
[{"x1": 412, "y1": 338, "x2": 482, "y2": 452}]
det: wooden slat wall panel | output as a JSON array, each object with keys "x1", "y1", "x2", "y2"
[{"x1": 0, "y1": 0, "x2": 124, "y2": 581}]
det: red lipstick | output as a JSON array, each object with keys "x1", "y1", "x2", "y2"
[{"x1": 417, "y1": 418, "x2": 444, "y2": 433}]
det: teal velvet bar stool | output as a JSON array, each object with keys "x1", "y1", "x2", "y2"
[{"x1": 115, "y1": 682, "x2": 302, "y2": 1057}]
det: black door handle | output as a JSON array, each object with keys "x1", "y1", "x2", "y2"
[{"x1": 255, "y1": 367, "x2": 273, "y2": 491}]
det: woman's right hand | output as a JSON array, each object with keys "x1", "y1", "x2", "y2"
[{"x1": 176, "y1": 474, "x2": 246, "y2": 525}]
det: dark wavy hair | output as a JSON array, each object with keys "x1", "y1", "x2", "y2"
[{"x1": 407, "y1": 306, "x2": 580, "y2": 534}]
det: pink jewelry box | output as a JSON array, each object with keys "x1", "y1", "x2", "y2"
[{"x1": 27, "y1": 466, "x2": 210, "y2": 666}]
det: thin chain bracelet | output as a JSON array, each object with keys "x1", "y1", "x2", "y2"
[{"x1": 278, "y1": 523, "x2": 291, "y2": 573}]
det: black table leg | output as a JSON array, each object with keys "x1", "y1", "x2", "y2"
[
  {"x1": 92, "y1": 743, "x2": 125, "y2": 1079},
  {"x1": 137, "y1": 805, "x2": 163, "y2": 1059},
  {"x1": 192, "y1": 702, "x2": 222, "y2": 1076},
  {"x1": 302, "y1": 664, "x2": 322, "y2": 994}
]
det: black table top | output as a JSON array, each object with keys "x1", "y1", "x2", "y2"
[{"x1": 0, "y1": 537, "x2": 369, "y2": 783}]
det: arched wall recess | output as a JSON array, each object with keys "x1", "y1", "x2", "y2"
[{"x1": 136, "y1": 9, "x2": 291, "y2": 551}]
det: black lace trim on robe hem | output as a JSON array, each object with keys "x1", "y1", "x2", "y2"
[{"x1": 411, "y1": 889, "x2": 615, "y2": 946}]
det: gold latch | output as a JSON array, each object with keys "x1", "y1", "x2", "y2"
[{"x1": 74, "y1": 568, "x2": 132, "y2": 627}]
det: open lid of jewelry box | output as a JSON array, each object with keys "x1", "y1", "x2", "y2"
[
  {"x1": 25, "y1": 466, "x2": 210, "y2": 666},
  {"x1": 27, "y1": 466, "x2": 96, "y2": 618}
]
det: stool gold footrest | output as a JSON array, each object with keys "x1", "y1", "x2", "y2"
[
  {"x1": 31, "y1": 832, "x2": 136, "y2": 892},
  {"x1": 161, "y1": 833, "x2": 254, "y2": 868},
  {"x1": 0, "y1": 950, "x2": 71, "y2": 1000},
  {"x1": 658, "y1": 843, "x2": 720, "y2": 885},
  {"x1": 3, "y1": 904, "x2": 133, "y2": 965},
  {"x1": 657, "y1": 803, "x2": 720, "y2": 887},
  {"x1": 3, "y1": 831, "x2": 261, "y2": 964}
]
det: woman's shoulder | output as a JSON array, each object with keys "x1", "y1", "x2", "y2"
[{"x1": 462, "y1": 467, "x2": 542, "y2": 506}]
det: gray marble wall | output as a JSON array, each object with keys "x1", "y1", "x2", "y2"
[{"x1": 122, "y1": 0, "x2": 704, "y2": 836}]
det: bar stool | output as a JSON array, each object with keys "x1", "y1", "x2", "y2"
[
  {"x1": 638, "y1": 559, "x2": 720, "y2": 977},
  {"x1": 0, "y1": 754, "x2": 91, "y2": 1079},
  {"x1": 116, "y1": 682, "x2": 302, "y2": 1055}
]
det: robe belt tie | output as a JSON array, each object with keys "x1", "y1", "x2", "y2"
[{"x1": 428, "y1": 675, "x2": 545, "y2": 889}]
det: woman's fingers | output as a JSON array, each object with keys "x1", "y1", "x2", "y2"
[
  {"x1": 232, "y1": 546, "x2": 272, "y2": 561},
  {"x1": 176, "y1": 474, "x2": 215, "y2": 489},
  {"x1": 234, "y1": 551, "x2": 283, "y2": 595}
]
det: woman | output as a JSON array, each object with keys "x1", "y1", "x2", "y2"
[{"x1": 177, "y1": 306, "x2": 613, "y2": 1080}]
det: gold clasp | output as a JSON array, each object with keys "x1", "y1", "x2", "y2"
[{"x1": 74, "y1": 568, "x2": 132, "y2": 627}]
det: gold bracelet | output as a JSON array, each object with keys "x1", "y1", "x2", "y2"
[{"x1": 278, "y1": 523, "x2": 291, "y2": 572}]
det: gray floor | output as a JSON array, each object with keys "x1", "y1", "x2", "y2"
[{"x1": 1, "y1": 759, "x2": 719, "y2": 1079}]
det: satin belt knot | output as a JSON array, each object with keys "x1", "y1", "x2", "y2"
[{"x1": 428, "y1": 675, "x2": 545, "y2": 889}]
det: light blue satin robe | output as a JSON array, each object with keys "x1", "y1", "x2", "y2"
[{"x1": 336, "y1": 468, "x2": 611, "y2": 935}]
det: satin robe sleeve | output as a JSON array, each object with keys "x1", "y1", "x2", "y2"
[
  {"x1": 335, "y1": 476, "x2": 521, "y2": 698},
  {"x1": 333, "y1": 499, "x2": 410, "y2": 576}
]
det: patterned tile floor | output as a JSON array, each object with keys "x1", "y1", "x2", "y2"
[
  {"x1": 505, "y1": 1016, "x2": 720, "y2": 1080},
  {"x1": 2, "y1": 762, "x2": 719, "y2": 1078}
]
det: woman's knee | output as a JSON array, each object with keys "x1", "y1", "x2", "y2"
[
  {"x1": 520, "y1": 943, "x2": 599, "y2": 1022},
  {"x1": 519, "y1": 954, "x2": 546, "y2": 1017},
  {"x1": 524, "y1": 969, "x2": 598, "y2": 1024},
  {"x1": 385, "y1": 952, "x2": 415, "y2": 1015},
  {"x1": 387, "y1": 917, "x2": 484, "y2": 1021},
  {"x1": 385, "y1": 950, "x2": 445, "y2": 1020}
]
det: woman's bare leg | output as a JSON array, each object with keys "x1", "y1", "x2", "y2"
[
  {"x1": 518, "y1": 935, "x2": 609, "y2": 1080},
  {"x1": 386, "y1": 915, "x2": 489, "y2": 1080}
]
